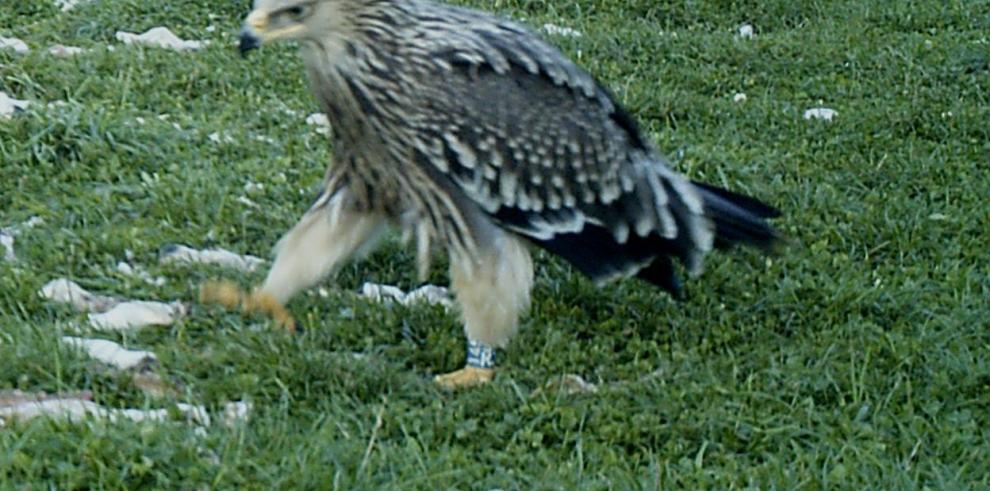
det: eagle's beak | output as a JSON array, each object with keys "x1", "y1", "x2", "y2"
[
  {"x1": 239, "y1": 30, "x2": 261, "y2": 55},
  {"x1": 238, "y1": 9, "x2": 269, "y2": 56}
]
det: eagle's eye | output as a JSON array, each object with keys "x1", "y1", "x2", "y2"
[{"x1": 284, "y1": 4, "x2": 311, "y2": 19}]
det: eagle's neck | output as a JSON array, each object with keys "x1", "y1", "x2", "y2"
[{"x1": 299, "y1": 35, "x2": 415, "y2": 216}]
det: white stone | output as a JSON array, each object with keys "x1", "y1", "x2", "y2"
[
  {"x1": 546, "y1": 374, "x2": 598, "y2": 395},
  {"x1": 208, "y1": 131, "x2": 234, "y2": 144},
  {"x1": 236, "y1": 196, "x2": 259, "y2": 208},
  {"x1": 116, "y1": 261, "x2": 135, "y2": 276},
  {"x1": 115, "y1": 27, "x2": 206, "y2": 51},
  {"x1": 305, "y1": 113, "x2": 331, "y2": 135},
  {"x1": 87, "y1": 301, "x2": 184, "y2": 331},
  {"x1": 21, "y1": 217, "x2": 43, "y2": 229},
  {"x1": 738, "y1": 24, "x2": 755, "y2": 38},
  {"x1": 359, "y1": 282, "x2": 453, "y2": 310},
  {"x1": 47, "y1": 44, "x2": 85, "y2": 57},
  {"x1": 0, "y1": 216, "x2": 35, "y2": 260},
  {"x1": 403, "y1": 284, "x2": 454, "y2": 309},
  {"x1": 0, "y1": 398, "x2": 168, "y2": 424},
  {"x1": 0, "y1": 399, "x2": 115, "y2": 423},
  {"x1": 803, "y1": 107, "x2": 838, "y2": 122},
  {"x1": 0, "y1": 92, "x2": 30, "y2": 119},
  {"x1": 62, "y1": 337, "x2": 157, "y2": 370},
  {"x1": 221, "y1": 401, "x2": 252, "y2": 427},
  {"x1": 0, "y1": 37, "x2": 29, "y2": 54},
  {"x1": 360, "y1": 283, "x2": 406, "y2": 303},
  {"x1": 116, "y1": 260, "x2": 166, "y2": 286},
  {"x1": 112, "y1": 407, "x2": 172, "y2": 423},
  {"x1": 540, "y1": 23, "x2": 583, "y2": 38},
  {"x1": 39, "y1": 278, "x2": 119, "y2": 312},
  {"x1": 54, "y1": 0, "x2": 87, "y2": 11},
  {"x1": 160, "y1": 244, "x2": 265, "y2": 272},
  {"x1": 0, "y1": 233, "x2": 14, "y2": 261},
  {"x1": 0, "y1": 398, "x2": 209, "y2": 425},
  {"x1": 175, "y1": 403, "x2": 211, "y2": 426}
]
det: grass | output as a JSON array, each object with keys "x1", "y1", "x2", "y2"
[{"x1": 1, "y1": 0, "x2": 988, "y2": 488}]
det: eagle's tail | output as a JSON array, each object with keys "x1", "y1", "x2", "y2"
[
  {"x1": 691, "y1": 180, "x2": 783, "y2": 251},
  {"x1": 519, "y1": 181, "x2": 783, "y2": 299},
  {"x1": 634, "y1": 182, "x2": 782, "y2": 297}
]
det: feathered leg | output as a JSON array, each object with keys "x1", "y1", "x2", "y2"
[
  {"x1": 435, "y1": 233, "x2": 533, "y2": 389},
  {"x1": 201, "y1": 187, "x2": 386, "y2": 331}
]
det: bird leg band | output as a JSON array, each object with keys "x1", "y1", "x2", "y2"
[
  {"x1": 434, "y1": 341, "x2": 496, "y2": 389},
  {"x1": 466, "y1": 339, "x2": 496, "y2": 369}
]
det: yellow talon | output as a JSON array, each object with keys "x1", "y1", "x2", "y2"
[
  {"x1": 199, "y1": 280, "x2": 297, "y2": 333},
  {"x1": 434, "y1": 366, "x2": 495, "y2": 389},
  {"x1": 199, "y1": 280, "x2": 244, "y2": 309},
  {"x1": 244, "y1": 288, "x2": 297, "y2": 333}
]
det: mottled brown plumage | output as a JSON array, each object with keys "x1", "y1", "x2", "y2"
[{"x1": 229, "y1": 0, "x2": 782, "y2": 387}]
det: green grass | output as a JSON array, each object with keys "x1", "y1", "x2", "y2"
[{"x1": 2, "y1": 0, "x2": 989, "y2": 488}]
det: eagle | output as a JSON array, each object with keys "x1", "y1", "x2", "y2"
[{"x1": 202, "y1": 0, "x2": 783, "y2": 388}]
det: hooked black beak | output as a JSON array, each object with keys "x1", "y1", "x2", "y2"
[{"x1": 239, "y1": 30, "x2": 261, "y2": 56}]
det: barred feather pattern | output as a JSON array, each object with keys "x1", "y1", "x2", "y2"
[{"x1": 295, "y1": 0, "x2": 776, "y2": 287}]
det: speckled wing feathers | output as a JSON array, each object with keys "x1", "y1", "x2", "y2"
[
  {"x1": 301, "y1": 0, "x2": 780, "y2": 293},
  {"x1": 404, "y1": 11, "x2": 714, "y2": 285}
]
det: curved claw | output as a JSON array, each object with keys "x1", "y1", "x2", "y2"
[
  {"x1": 199, "y1": 280, "x2": 297, "y2": 333},
  {"x1": 434, "y1": 366, "x2": 495, "y2": 390}
]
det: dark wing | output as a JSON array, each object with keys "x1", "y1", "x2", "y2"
[{"x1": 406, "y1": 11, "x2": 771, "y2": 291}]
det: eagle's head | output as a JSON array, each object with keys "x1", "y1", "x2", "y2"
[{"x1": 239, "y1": 0, "x2": 357, "y2": 54}]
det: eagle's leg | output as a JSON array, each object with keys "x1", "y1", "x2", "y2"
[
  {"x1": 202, "y1": 187, "x2": 385, "y2": 331},
  {"x1": 262, "y1": 188, "x2": 385, "y2": 303},
  {"x1": 435, "y1": 233, "x2": 533, "y2": 389}
]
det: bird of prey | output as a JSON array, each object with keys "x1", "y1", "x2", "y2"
[{"x1": 207, "y1": 0, "x2": 782, "y2": 389}]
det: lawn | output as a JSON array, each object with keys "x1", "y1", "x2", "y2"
[{"x1": 1, "y1": 0, "x2": 988, "y2": 488}]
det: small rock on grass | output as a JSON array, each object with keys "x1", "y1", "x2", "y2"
[
  {"x1": 306, "y1": 113, "x2": 331, "y2": 135},
  {"x1": 0, "y1": 37, "x2": 29, "y2": 54},
  {"x1": 40, "y1": 278, "x2": 185, "y2": 330},
  {"x1": 222, "y1": 401, "x2": 253, "y2": 427},
  {"x1": 47, "y1": 44, "x2": 86, "y2": 57},
  {"x1": 160, "y1": 244, "x2": 265, "y2": 273},
  {"x1": 803, "y1": 107, "x2": 838, "y2": 122},
  {"x1": 40, "y1": 278, "x2": 119, "y2": 312},
  {"x1": 87, "y1": 301, "x2": 185, "y2": 331},
  {"x1": 115, "y1": 27, "x2": 207, "y2": 51},
  {"x1": 62, "y1": 337, "x2": 158, "y2": 371},
  {"x1": 533, "y1": 374, "x2": 599, "y2": 396},
  {"x1": 54, "y1": 0, "x2": 88, "y2": 11},
  {"x1": 0, "y1": 397, "x2": 207, "y2": 426},
  {"x1": 0, "y1": 233, "x2": 14, "y2": 261},
  {"x1": 540, "y1": 23, "x2": 583, "y2": 38},
  {"x1": 360, "y1": 282, "x2": 454, "y2": 310},
  {"x1": 0, "y1": 92, "x2": 30, "y2": 119}
]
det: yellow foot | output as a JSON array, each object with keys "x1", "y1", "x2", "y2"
[
  {"x1": 199, "y1": 280, "x2": 244, "y2": 309},
  {"x1": 242, "y1": 288, "x2": 297, "y2": 333},
  {"x1": 199, "y1": 280, "x2": 297, "y2": 333},
  {"x1": 434, "y1": 366, "x2": 495, "y2": 389}
]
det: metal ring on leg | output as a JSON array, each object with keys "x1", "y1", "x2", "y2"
[{"x1": 466, "y1": 339, "x2": 496, "y2": 369}]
